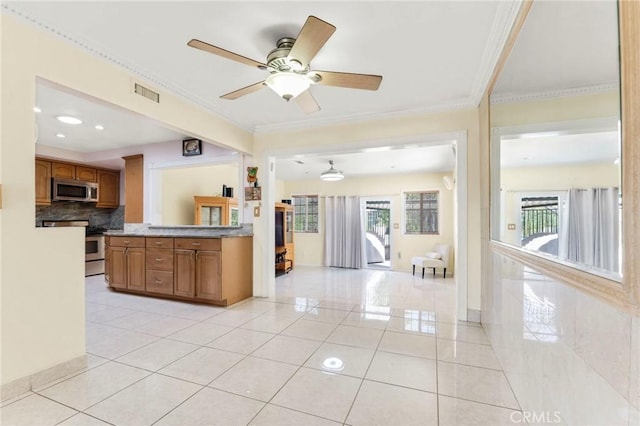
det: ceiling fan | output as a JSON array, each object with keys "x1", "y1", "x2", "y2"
[{"x1": 187, "y1": 15, "x2": 383, "y2": 114}]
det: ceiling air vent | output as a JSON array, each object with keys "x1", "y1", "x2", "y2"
[{"x1": 133, "y1": 83, "x2": 160, "y2": 103}]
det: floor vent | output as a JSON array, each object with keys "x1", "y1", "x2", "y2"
[{"x1": 133, "y1": 83, "x2": 160, "y2": 103}]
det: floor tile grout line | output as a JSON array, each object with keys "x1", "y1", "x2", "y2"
[
  {"x1": 341, "y1": 319, "x2": 386, "y2": 424},
  {"x1": 243, "y1": 303, "x2": 358, "y2": 424},
  {"x1": 436, "y1": 392, "x2": 523, "y2": 412}
]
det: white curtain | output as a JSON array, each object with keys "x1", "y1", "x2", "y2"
[
  {"x1": 324, "y1": 196, "x2": 366, "y2": 269},
  {"x1": 559, "y1": 187, "x2": 619, "y2": 272}
]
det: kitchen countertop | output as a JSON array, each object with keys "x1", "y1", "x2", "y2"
[{"x1": 105, "y1": 223, "x2": 253, "y2": 238}]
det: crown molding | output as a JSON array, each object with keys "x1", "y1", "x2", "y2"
[
  {"x1": 253, "y1": 99, "x2": 476, "y2": 134},
  {"x1": 469, "y1": 0, "x2": 524, "y2": 106},
  {"x1": 490, "y1": 82, "x2": 619, "y2": 104},
  {"x1": 4, "y1": 2, "x2": 511, "y2": 137},
  {"x1": 1, "y1": 3, "x2": 254, "y2": 134}
]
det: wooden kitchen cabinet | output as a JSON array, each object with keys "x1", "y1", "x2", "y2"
[
  {"x1": 35, "y1": 159, "x2": 52, "y2": 205},
  {"x1": 107, "y1": 235, "x2": 251, "y2": 306},
  {"x1": 35, "y1": 157, "x2": 119, "y2": 207},
  {"x1": 97, "y1": 169, "x2": 120, "y2": 208},
  {"x1": 108, "y1": 237, "x2": 145, "y2": 291},
  {"x1": 174, "y1": 249, "x2": 196, "y2": 297},
  {"x1": 194, "y1": 196, "x2": 239, "y2": 226},
  {"x1": 145, "y1": 238, "x2": 174, "y2": 296},
  {"x1": 195, "y1": 250, "x2": 222, "y2": 301},
  {"x1": 51, "y1": 161, "x2": 97, "y2": 182},
  {"x1": 174, "y1": 247, "x2": 221, "y2": 301}
]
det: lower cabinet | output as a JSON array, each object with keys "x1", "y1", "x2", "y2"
[
  {"x1": 108, "y1": 237, "x2": 146, "y2": 291},
  {"x1": 108, "y1": 246, "x2": 145, "y2": 290},
  {"x1": 195, "y1": 250, "x2": 222, "y2": 301},
  {"x1": 107, "y1": 236, "x2": 251, "y2": 306},
  {"x1": 174, "y1": 249, "x2": 196, "y2": 297}
]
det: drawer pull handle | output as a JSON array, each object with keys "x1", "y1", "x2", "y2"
[
  {"x1": 123, "y1": 240, "x2": 130, "y2": 244},
  {"x1": 155, "y1": 241, "x2": 163, "y2": 245},
  {"x1": 192, "y1": 242, "x2": 201, "y2": 246},
  {"x1": 155, "y1": 258, "x2": 163, "y2": 262},
  {"x1": 155, "y1": 279, "x2": 162, "y2": 284}
]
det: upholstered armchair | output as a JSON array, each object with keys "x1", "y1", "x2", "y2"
[{"x1": 411, "y1": 244, "x2": 451, "y2": 278}]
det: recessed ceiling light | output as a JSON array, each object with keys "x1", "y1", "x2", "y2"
[
  {"x1": 56, "y1": 133, "x2": 65, "y2": 138},
  {"x1": 95, "y1": 124, "x2": 104, "y2": 130},
  {"x1": 33, "y1": 107, "x2": 41, "y2": 113},
  {"x1": 56, "y1": 115, "x2": 82, "y2": 125}
]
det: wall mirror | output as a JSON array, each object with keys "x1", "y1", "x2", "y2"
[{"x1": 489, "y1": 0, "x2": 622, "y2": 281}]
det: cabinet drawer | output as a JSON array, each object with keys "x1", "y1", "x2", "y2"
[
  {"x1": 175, "y1": 238, "x2": 221, "y2": 251},
  {"x1": 146, "y1": 237, "x2": 174, "y2": 249},
  {"x1": 146, "y1": 249, "x2": 174, "y2": 272},
  {"x1": 145, "y1": 271, "x2": 174, "y2": 295},
  {"x1": 110, "y1": 236, "x2": 145, "y2": 248}
]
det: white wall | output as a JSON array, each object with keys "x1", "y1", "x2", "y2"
[
  {"x1": 161, "y1": 163, "x2": 239, "y2": 225},
  {"x1": 484, "y1": 251, "x2": 638, "y2": 425},
  {"x1": 282, "y1": 172, "x2": 455, "y2": 273},
  {"x1": 0, "y1": 15, "x2": 250, "y2": 388}
]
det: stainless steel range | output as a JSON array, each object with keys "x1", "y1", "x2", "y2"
[{"x1": 42, "y1": 220, "x2": 106, "y2": 276}]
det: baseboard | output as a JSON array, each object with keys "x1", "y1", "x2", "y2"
[
  {"x1": 1, "y1": 355, "x2": 87, "y2": 401},
  {"x1": 466, "y1": 309, "x2": 481, "y2": 323}
]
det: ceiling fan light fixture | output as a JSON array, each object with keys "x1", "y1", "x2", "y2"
[
  {"x1": 320, "y1": 160, "x2": 344, "y2": 181},
  {"x1": 265, "y1": 72, "x2": 311, "y2": 101}
]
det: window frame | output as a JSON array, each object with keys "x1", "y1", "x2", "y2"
[
  {"x1": 292, "y1": 195, "x2": 319, "y2": 233},
  {"x1": 403, "y1": 190, "x2": 440, "y2": 235}
]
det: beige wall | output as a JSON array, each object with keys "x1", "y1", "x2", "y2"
[
  {"x1": 161, "y1": 163, "x2": 239, "y2": 225},
  {"x1": 254, "y1": 108, "x2": 482, "y2": 310},
  {"x1": 0, "y1": 15, "x2": 250, "y2": 388},
  {"x1": 282, "y1": 172, "x2": 455, "y2": 273}
]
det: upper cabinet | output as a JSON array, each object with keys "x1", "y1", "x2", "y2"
[
  {"x1": 194, "y1": 196, "x2": 238, "y2": 226},
  {"x1": 96, "y1": 169, "x2": 120, "y2": 209},
  {"x1": 35, "y1": 159, "x2": 52, "y2": 206},
  {"x1": 36, "y1": 158, "x2": 120, "y2": 208},
  {"x1": 51, "y1": 161, "x2": 97, "y2": 182}
]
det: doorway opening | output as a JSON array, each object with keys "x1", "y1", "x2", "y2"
[{"x1": 364, "y1": 199, "x2": 391, "y2": 268}]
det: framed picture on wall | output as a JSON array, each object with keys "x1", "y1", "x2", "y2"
[{"x1": 182, "y1": 138, "x2": 202, "y2": 156}]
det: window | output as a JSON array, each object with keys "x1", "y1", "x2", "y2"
[
  {"x1": 292, "y1": 195, "x2": 318, "y2": 233},
  {"x1": 404, "y1": 191, "x2": 439, "y2": 234}
]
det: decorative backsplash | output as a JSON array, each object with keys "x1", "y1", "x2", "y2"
[{"x1": 36, "y1": 202, "x2": 124, "y2": 229}]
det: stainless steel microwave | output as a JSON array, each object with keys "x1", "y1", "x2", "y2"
[{"x1": 52, "y1": 178, "x2": 99, "y2": 202}]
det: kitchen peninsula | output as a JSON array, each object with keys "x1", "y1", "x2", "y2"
[{"x1": 105, "y1": 224, "x2": 252, "y2": 306}]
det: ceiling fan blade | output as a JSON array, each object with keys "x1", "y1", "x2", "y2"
[
  {"x1": 188, "y1": 39, "x2": 267, "y2": 70},
  {"x1": 288, "y1": 16, "x2": 336, "y2": 67},
  {"x1": 295, "y1": 90, "x2": 321, "y2": 114},
  {"x1": 220, "y1": 81, "x2": 267, "y2": 100},
  {"x1": 313, "y1": 71, "x2": 383, "y2": 91}
]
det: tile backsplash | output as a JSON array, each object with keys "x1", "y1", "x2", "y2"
[{"x1": 36, "y1": 202, "x2": 124, "y2": 229}]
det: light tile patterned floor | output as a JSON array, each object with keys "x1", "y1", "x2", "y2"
[{"x1": 0, "y1": 266, "x2": 522, "y2": 425}]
